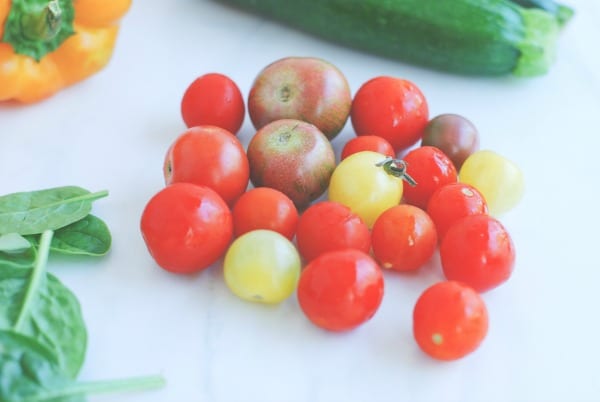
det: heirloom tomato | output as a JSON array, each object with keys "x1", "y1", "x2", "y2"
[{"x1": 421, "y1": 114, "x2": 480, "y2": 169}]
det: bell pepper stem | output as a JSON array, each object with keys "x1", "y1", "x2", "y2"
[{"x1": 21, "y1": 0, "x2": 62, "y2": 41}]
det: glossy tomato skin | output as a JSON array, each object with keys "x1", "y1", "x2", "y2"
[
  {"x1": 140, "y1": 183, "x2": 233, "y2": 274},
  {"x1": 351, "y1": 76, "x2": 429, "y2": 153},
  {"x1": 296, "y1": 201, "x2": 371, "y2": 262},
  {"x1": 341, "y1": 135, "x2": 395, "y2": 160},
  {"x1": 426, "y1": 183, "x2": 488, "y2": 241},
  {"x1": 298, "y1": 249, "x2": 384, "y2": 332},
  {"x1": 413, "y1": 281, "x2": 489, "y2": 361},
  {"x1": 232, "y1": 187, "x2": 299, "y2": 240},
  {"x1": 163, "y1": 125, "x2": 250, "y2": 206},
  {"x1": 181, "y1": 73, "x2": 245, "y2": 134},
  {"x1": 371, "y1": 205, "x2": 437, "y2": 271},
  {"x1": 328, "y1": 151, "x2": 404, "y2": 228},
  {"x1": 402, "y1": 146, "x2": 458, "y2": 210},
  {"x1": 247, "y1": 119, "x2": 336, "y2": 209},
  {"x1": 440, "y1": 214, "x2": 515, "y2": 292}
]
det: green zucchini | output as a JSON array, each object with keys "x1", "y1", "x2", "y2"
[
  {"x1": 509, "y1": 0, "x2": 574, "y2": 27},
  {"x1": 220, "y1": 0, "x2": 562, "y2": 77}
]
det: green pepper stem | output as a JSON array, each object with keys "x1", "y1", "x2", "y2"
[
  {"x1": 376, "y1": 157, "x2": 418, "y2": 187},
  {"x1": 20, "y1": 0, "x2": 62, "y2": 41}
]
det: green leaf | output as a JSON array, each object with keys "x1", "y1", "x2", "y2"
[
  {"x1": 0, "y1": 330, "x2": 166, "y2": 402},
  {"x1": 0, "y1": 232, "x2": 87, "y2": 378},
  {"x1": 0, "y1": 233, "x2": 33, "y2": 253},
  {"x1": 0, "y1": 246, "x2": 37, "y2": 270},
  {"x1": 0, "y1": 186, "x2": 108, "y2": 236},
  {"x1": 27, "y1": 215, "x2": 112, "y2": 257}
]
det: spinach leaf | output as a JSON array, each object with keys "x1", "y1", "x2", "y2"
[
  {"x1": 0, "y1": 186, "x2": 109, "y2": 236},
  {"x1": 0, "y1": 245, "x2": 37, "y2": 270},
  {"x1": 0, "y1": 233, "x2": 32, "y2": 252},
  {"x1": 0, "y1": 231, "x2": 87, "y2": 378},
  {"x1": 0, "y1": 330, "x2": 166, "y2": 402},
  {"x1": 26, "y1": 215, "x2": 112, "y2": 257}
]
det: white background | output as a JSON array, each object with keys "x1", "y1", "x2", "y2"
[{"x1": 2, "y1": 1, "x2": 600, "y2": 401}]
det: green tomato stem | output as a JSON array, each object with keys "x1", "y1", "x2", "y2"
[
  {"x1": 375, "y1": 157, "x2": 418, "y2": 187},
  {"x1": 13, "y1": 229, "x2": 53, "y2": 332},
  {"x1": 20, "y1": 0, "x2": 62, "y2": 41}
]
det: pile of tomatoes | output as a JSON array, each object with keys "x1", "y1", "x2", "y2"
[{"x1": 140, "y1": 57, "x2": 525, "y2": 361}]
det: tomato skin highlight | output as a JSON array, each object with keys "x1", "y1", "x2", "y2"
[
  {"x1": 413, "y1": 281, "x2": 489, "y2": 361},
  {"x1": 181, "y1": 73, "x2": 245, "y2": 134},
  {"x1": 232, "y1": 187, "x2": 298, "y2": 240},
  {"x1": 371, "y1": 204, "x2": 437, "y2": 271},
  {"x1": 140, "y1": 183, "x2": 233, "y2": 274},
  {"x1": 402, "y1": 146, "x2": 458, "y2": 210},
  {"x1": 440, "y1": 214, "x2": 515, "y2": 293},
  {"x1": 297, "y1": 249, "x2": 384, "y2": 332},
  {"x1": 296, "y1": 201, "x2": 371, "y2": 262},
  {"x1": 426, "y1": 183, "x2": 488, "y2": 241},
  {"x1": 163, "y1": 125, "x2": 250, "y2": 206},
  {"x1": 351, "y1": 76, "x2": 429, "y2": 153}
]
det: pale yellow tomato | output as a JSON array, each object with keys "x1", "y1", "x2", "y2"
[
  {"x1": 459, "y1": 150, "x2": 524, "y2": 216},
  {"x1": 224, "y1": 230, "x2": 301, "y2": 304},
  {"x1": 328, "y1": 151, "x2": 404, "y2": 228}
]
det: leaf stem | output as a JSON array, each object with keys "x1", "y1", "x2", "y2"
[
  {"x1": 22, "y1": 374, "x2": 167, "y2": 401},
  {"x1": 13, "y1": 229, "x2": 53, "y2": 331}
]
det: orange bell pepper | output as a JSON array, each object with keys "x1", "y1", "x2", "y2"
[{"x1": 0, "y1": 0, "x2": 131, "y2": 103}]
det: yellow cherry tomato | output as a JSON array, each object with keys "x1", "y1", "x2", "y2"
[
  {"x1": 224, "y1": 230, "x2": 301, "y2": 304},
  {"x1": 328, "y1": 151, "x2": 404, "y2": 228},
  {"x1": 459, "y1": 150, "x2": 524, "y2": 216}
]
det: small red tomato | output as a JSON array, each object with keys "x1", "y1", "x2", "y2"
[
  {"x1": 164, "y1": 125, "x2": 249, "y2": 206},
  {"x1": 295, "y1": 201, "x2": 371, "y2": 262},
  {"x1": 371, "y1": 204, "x2": 437, "y2": 272},
  {"x1": 340, "y1": 135, "x2": 396, "y2": 160},
  {"x1": 298, "y1": 249, "x2": 384, "y2": 332},
  {"x1": 350, "y1": 76, "x2": 429, "y2": 153},
  {"x1": 427, "y1": 183, "x2": 488, "y2": 240},
  {"x1": 232, "y1": 187, "x2": 299, "y2": 240},
  {"x1": 440, "y1": 214, "x2": 515, "y2": 292},
  {"x1": 140, "y1": 183, "x2": 233, "y2": 274},
  {"x1": 181, "y1": 73, "x2": 245, "y2": 134},
  {"x1": 402, "y1": 146, "x2": 458, "y2": 210},
  {"x1": 413, "y1": 281, "x2": 489, "y2": 361}
]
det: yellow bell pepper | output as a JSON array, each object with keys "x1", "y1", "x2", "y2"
[{"x1": 0, "y1": 0, "x2": 131, "y2": 103}]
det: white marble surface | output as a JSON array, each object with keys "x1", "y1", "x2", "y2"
[{"x1": 2, "y1": 1, "x2": 600, "y2": 401}]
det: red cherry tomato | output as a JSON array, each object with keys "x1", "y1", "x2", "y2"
[
  {"x1": 140, "y1": 183, "x2": 233, "y2": 274},
  {"x1": 350, "y1": 76, "x2": 429, "y2": 153},
  {"x1": 413, "y1": 281, "x2": 489, "y2": 361},
  {"x1": 296, "y1": 201, "x2": 371, "y2": 262},
  {"x1": 181, "y1": 73, "x2": 245, "y2": 134},
  {"x1": 371, "y1": 204, "x2": 437, "y2": 272},
  {"x1": 426, "y1": 183, "x2": 488, "y2": 240},
  {"x1": 163, "y1": 125, "x2": 249, "y2": 206},
  {"x1": 340, "y1": 135, "x2": 395, "y2": 160},
  {"x1": 232, "y1": 187, "x2": 299, "y2": 240},
  {"x1": 402, "y1": 146, "x2": 458, "y2": 210},
  {"x1": 440, "y1": 214, "x2": 515, "y2": 292},
  {"x1": 297, "y1": 249, "x2": 384, "y2": 332}
]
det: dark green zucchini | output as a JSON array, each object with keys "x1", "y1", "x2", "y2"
[
  {"x1": 219, "y1": 0, "x2": 562, "y2": 77},
  {"x1": 509, "y1": 0, "x2": 574, "y2": 26}
]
